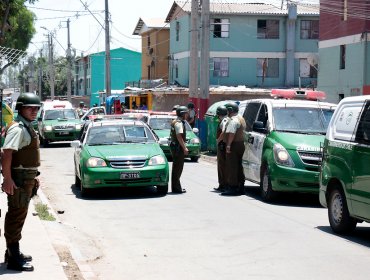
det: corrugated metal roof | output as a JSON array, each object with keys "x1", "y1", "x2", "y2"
[{"x1": 166, "y1": 1, "x2": 319, "y2": 22}]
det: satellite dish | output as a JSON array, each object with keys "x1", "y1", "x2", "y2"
[{"x1": 307, "y1": 54, "x2": 319, "y2": 66}]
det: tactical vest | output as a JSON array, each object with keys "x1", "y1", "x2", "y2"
[
  {"x1": 5, "y1": 121, "x2": 40, "y2": 168},
  {"x1": 223, "y1": 115, "x2": 246, "y2": 143},
  {"x1": 170, "y1": 119, "x2": 186, "y2": 144}
]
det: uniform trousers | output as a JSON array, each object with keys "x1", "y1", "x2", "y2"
[
  {"x1": 225, "y1": 141, "x2": 245, "y2": 188},
  {"x1": 170, "y1": 148, "x2": 185, "y2": 192},
  {"x1": 217, "y1": 143, "x2": 227, "y2": 188}
]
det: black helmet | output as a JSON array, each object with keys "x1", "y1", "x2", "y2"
[
  {"x1": 225, "y1": 102, "x2": 239, "y2": 113},
  {"x1": 176, "y1": 105, "x2": 189, "y2": 117},
  {"x1": 15, "y1": 92, "x2": 41, "y2": 110},
  {"x1": 79, "y1": 101, "x2": 84, "y2": 105},
  {"x1": 172, "y1": 104, "x2": 180, "y2": 111},
  {"x1": 187, "y1": 102, "x2": 195, "y2": 109},
  {"x1": 216, "y1": 105, "x2": 228, "y2": 116}
]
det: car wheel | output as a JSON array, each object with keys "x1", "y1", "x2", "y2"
[
  {"x1": 190, "y1": 156, "x2": 199, "y2": 162},
  {"x1": 80, "y1": 182, "x2": 90, "y2": 198},
  {"x1": 260, "y1": 165, "x2": 276, "y2": 202},
  {"x1": 75, "y1": 175, "x2": 81, "y2": 189},
  {"x1": 328, "y1": 188, "x2": 357, "y2": 234},
  {"x1": 157, "y1": 185, "x2": 168, "y2": 195}
]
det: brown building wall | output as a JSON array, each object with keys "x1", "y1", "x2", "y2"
[{"x1": 320, "y1": 0, "x2": 369, "y2": 41}]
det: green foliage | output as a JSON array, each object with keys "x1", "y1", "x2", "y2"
[{"x1": 34, "y1": 202, "x2": 56, "y2": 221}]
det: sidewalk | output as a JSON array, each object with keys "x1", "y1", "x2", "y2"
[{"x1": 0, "y1": 192, "x2": 67, "y2": 280}]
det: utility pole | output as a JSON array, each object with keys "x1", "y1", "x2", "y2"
[
  {"x1": 28, "y1": 57, "x2": 34, "y2": 93},
  {"x1": 66, "y1": 18, "x2": 72, "y2": 102},
  {"x1": 49, "y1": 34, "x2": 55, "y2": 99},
  {"x1": 105, "y1": 0, "x2": 111, "y2": 97},
  {"x1": 189, "y1": 0, "x2": 199, "y2": 103},
  {"x1": 39, "y1": 49, "x2": 42, "y2": 97},
  {"x1": 199, "y1": 0, "x2": 210, "y2": 149}
]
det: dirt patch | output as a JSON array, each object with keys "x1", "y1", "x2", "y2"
[{"x1": 53, "y1": 244, "x2": 85, "y2": 280}]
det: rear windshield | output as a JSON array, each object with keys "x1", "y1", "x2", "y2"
[
  {"x1": 44, "y1": 109, "x2": 77, "y2": 120},
  {"x1": 273, "y1": 107, "x2": 334, "y2": 134}
]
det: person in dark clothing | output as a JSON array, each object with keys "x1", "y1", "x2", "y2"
[
  {"x1": 170, "y1": 106, "x2": 189, "y2": 193},
  {"x1": 1, "y1": 92, "x2": 42, "y2": 271}
]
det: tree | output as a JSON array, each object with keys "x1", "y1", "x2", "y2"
[{"x1": 0, "y1": 0, "x2": 37, "y2": 73}]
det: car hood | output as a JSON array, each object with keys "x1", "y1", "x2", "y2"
[
  {"x1": 270, "y1": 131, "x2": 324, "y2": 152},
  {"x1": 86, "y1": 143, "x2": 163, "y2": 159},
  {"x1": 42, "y1": 119, "x2": 81, "y2": 125},
  {"x1": 153, "y1": 129, "x2": 170, "y2": 139}
]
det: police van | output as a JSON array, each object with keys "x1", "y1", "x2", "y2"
[
  {"x1": 38, "y1": 100, "x2": 82, "y2": 146},
  {"x1": 241, "y1": 89, "x2": 336, "y2": 201},
  {"x1": 320, "y1": 95, "x2": 370, "y2": 234}
]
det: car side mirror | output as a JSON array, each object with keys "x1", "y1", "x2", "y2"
[
  {"x1": 253, "y1": 121, "x2": 268, "y2": 133},
  {"x1": 70, "y1": 140, "x2": 81, "y2": 148}
]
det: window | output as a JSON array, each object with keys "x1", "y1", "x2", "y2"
[
  {"x1": 147, "y1": 35, "x2": 151, "y2": 48},
  {"x1": 211, "y1": 18, "x2": 229, "y2": 38},
  {"x1": 256, "y1": 104, "x2": 268, "y2": 128},
  {"x1": 355, "y1": 102, "x2": 370, "y2": 144},
  {"x1": 300, "y1": 59, "x2": 317, "y2": 78},
  {"x1": 300, "y1": 20, "x2": 319, "y2": 39},
  {"x1": 213, "y1": 58, "x2": 229, "y2": 77},
  {"x1": 257, "y1": 58, "x2": 279, "y2": 78},
  {"x1": 243, "y1": 102, "x2": 261, "y2": 132},
  {"x1": 257, "y1": 20, "x2": 279, "y2": 39},
  {"x1": 340, "y1": 45, "x2": 346, "y2": 69},
  {"x1": 176, "y1": 22, "x2": 180, "y2": 41},
  {"x1": 175, "y1": 63, "x2": 178, "y2": 79}
]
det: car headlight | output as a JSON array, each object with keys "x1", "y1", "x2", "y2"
[
  {"x1": 75, "y1": 124, "x2": 82, "y2": 130},
  {"x1": 190, "y1": 138, "x2": 200, "y2": 144},
  {"x1": 44, "y1": 125, "x2": 52, "y2": 131},
  {"x1": 158, "y1": 138, "x2": 169, "y2": 145},
  {"x1": 86, "y1": 157, "x2": 107, "y2": 167},
  {"x1": 273, "y1": 143, "x2": 294, "y2": 167},
  {"x1": 148, "y1": 155, "x2": 166, "y2": 165}
]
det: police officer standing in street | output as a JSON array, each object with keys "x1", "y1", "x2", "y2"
[
  {"x1": 170, "y1": 105, "x2": 189, "y2": 193},
  {"x1": 214, "y1": 105, "x2": 229, "y2": 192},
  {"x1": 1, "y1": 92, "x2": 42, "y2": 271},
  {"x1": 76, "y1": 101, "x2": 85, "y2": 118},
  {"x1": 187, "y1": 102, "x2": 196, "y2": 128},
  {"x1": 221, "y1": 102, "x2": 246, "y2": 196}
]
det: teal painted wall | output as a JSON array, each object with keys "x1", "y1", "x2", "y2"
[
  {"x1": 169, "y1": 14, "x2": 318, "y2": 88},
  {"x1": 318, "y1": 42, "x2": 365, "y2": 103}
]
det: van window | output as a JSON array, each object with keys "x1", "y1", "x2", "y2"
[
  {"x1": 273, "y1": 107, "x2": 334, "y2": 134},
  {"x1": 256, "y1": 104, "x2": 268, "y2": 128},
  {"x1": 243, "y1": 102, "x2": 260, "y2": 131},
  {"x1": 355, "y1": 101, "x2": 370, "y2": 144},
  {"x1": 333, "y1": 104, "x2": 363, "y2": 142}
]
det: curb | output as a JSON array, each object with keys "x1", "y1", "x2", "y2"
[{"x1": 200, "y1": 153, "x2": 217, "y2": 164}]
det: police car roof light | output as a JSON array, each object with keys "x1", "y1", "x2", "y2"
[{"x1": 271, "y1": 89, "x2": 326, "y2": 101}]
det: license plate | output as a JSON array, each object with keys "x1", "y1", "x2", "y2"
[
  {"x1": 59, "y1": 131, "x2": 70, "y2": 135},
  {"x1": 120, "y1": 172, "x2": 140, "y2": 179}
]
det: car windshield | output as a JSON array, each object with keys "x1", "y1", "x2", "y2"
[
  {"x1": 149, "y1": 117, "x2": 193, "y2": 131},
  {"x1": 44, "y1": 109, "x2": 77, "y2": 120},
  {"x1": 86, "y1": 124, "x2": 156, "y2": 145},
  {"x1": 273, "y1": 107, "x2": 334, "y2": 134}
]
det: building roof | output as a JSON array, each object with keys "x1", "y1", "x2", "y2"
[
  {"x1": 133, "y1": 17, "x2": 169, "y2": 35},
  {"x1": 166, "y1": 1, "x2": 319, "y2": 22}
]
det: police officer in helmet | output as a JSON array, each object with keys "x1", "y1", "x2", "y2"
[
  {"x1": 221, "y1": 102, "x2": 246, "y2": 196},
  {"x1": 187, "y1": 102, "x2": 196, "y2": 128},
  {"x1": 170, "y1": 105, "x2": 189, "y2": 193},
  {"x1": 1, "y1": 92, "x2": 41, "y2": 271}
]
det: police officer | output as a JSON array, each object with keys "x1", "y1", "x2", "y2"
[
  {"x1": 170, "y1": 105, "x2": 189, "y2": 193},
  {"x1": 1, "y1": 92, "x2": 41, "y2": 271},
  {"x1": 187, "y1": 102, "x2": 196, "y2": 128},
  {"x1": 214, "y1": 105, "x2": 228, "y2": 192},
  {"x1": 76, "y1": 101, "x2": 85, "y2": 118},
  {"x1": 221, "y1": 102, "x2": 246, "y2": 196}
]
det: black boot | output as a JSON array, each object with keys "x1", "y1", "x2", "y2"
[
  {"x1": 221, "y1": 186, "x2": 240, "y2": 196},
  {"x1": 6, "y1": 243, "x2": 34, "y2": 271},
  {"x1": 4, "y1": 242, "x2": 32, "y2": 263}
]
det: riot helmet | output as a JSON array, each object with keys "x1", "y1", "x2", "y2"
[
  {"x1": 216, "y1": 105, "x2": 228, "y2": 116},
  {"x1": 176, "y1": 106, "x2": 189, "y2": 117},
  {"x1": 225, "y1": 102, "x2": 239, "y2": 113},
  {"x1": 172, "y1": 104, "x2": 180, "y2": 111},
  {"x1": 187, "y1": 102, "x2": 195, "y2": 109},
  {"x1": 15, "y1": 92, "x2": 41, "y2": 110}
]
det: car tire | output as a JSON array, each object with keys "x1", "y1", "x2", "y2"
[
  {"x1": 80, "y1": 182, "x2": 90, "y2": 198},
  {"x1": 328, "y1": 188, "x2": 357, "y2": 234},
  {"x1": 157, "y1": 185, "x2": 168, "y2": 195},
  {"x1": 75, "y1": 175, "x2": 81, "y2": 189},
  {"x1": 190, "y1": 156, "x2": 199, "y2": 162},
  {"x1": 260, "y1": 165, "x2": 277, "y2": 202}
]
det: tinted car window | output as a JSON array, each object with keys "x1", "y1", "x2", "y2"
[
  {"x1": 355, "y1": 101, "x2": 370, "y2": 144},
  {"x1": 243, "y1": 102, "x2": 261, "y2": 131}
]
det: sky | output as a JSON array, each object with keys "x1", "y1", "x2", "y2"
[{"x1": 26, "y1": 0, "x2": 319, "y2": 58}]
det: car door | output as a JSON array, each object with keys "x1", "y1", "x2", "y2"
[
  {"x1": 352, "y1": 100, "x2": 370, "y2": 219},
  {"x1": 242, "y1": 102, "x2": 262, "y2": 182}
]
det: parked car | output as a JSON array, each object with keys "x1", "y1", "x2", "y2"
[
  {"x1": 320, "y1": 95, "x2": 370, "y2": 234},
  {"x1": 71, "y1": 119, "x2": 169, "y2": 197},
  {"x1": 241, "y1": 90, "x2": 336, "y2": 201},
  {"x1": 38, "y1": 100, "x2": 82, "y2": 146},
  {"x1": 147, "y1": 114, "x2": 201, "y2": 162}
]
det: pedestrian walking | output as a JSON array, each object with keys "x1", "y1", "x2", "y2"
[
  {"x1": 187, "y1": 102, "x2": 196, "y2": 128},
  {"x1": 214, "y1": 105, "x2": 229, "y2": 192},
  {"x1": 221, "y1": 102, "x2": 246, "y2": 196},
  {"x1": 1, "y1": 92, "x2": 42, "y2": 271},
  {"x1": 170, "y1": 105, "x2": 189, "y2": 193}
]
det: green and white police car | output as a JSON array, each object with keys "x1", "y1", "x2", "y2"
[
  {"x1": 320, "y1": 95, "x2": 370, "y2": 234},
  {"x1": 241, "y1": 89, "x2": 336, "y2": 201}
]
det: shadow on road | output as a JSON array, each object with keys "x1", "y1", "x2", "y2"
[
  {"x1": 317, "y1": 225, "x2": 370, "y2": 248},
  {"x1": 40, "y1": 142, "x2": 72, "y2": 149},
  {"x1": 70, "y1": 184, "x2": 167, "y2": 200},
  {"x1": 244, "y1": 184, "x2": 321, "y2": 208}
]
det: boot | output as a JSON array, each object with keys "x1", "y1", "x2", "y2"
[
  {"x1": 6, "y1": 243, "x2": 34, "y2": 271},
  {"x1": 221, "y1": 186, "x2": 240, "y2": 196}
]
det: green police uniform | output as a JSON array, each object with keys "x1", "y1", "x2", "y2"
[
  {"x1": 170, "y1": 118, "x2": 186, "y2": 193},
  {"x1": 217, "y1": 116, "x2": 228, "y2": 190}
]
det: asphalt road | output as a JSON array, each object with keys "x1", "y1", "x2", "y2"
[{"x1": 39, "y1": 143, "x2": 370, "y2": 280}]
